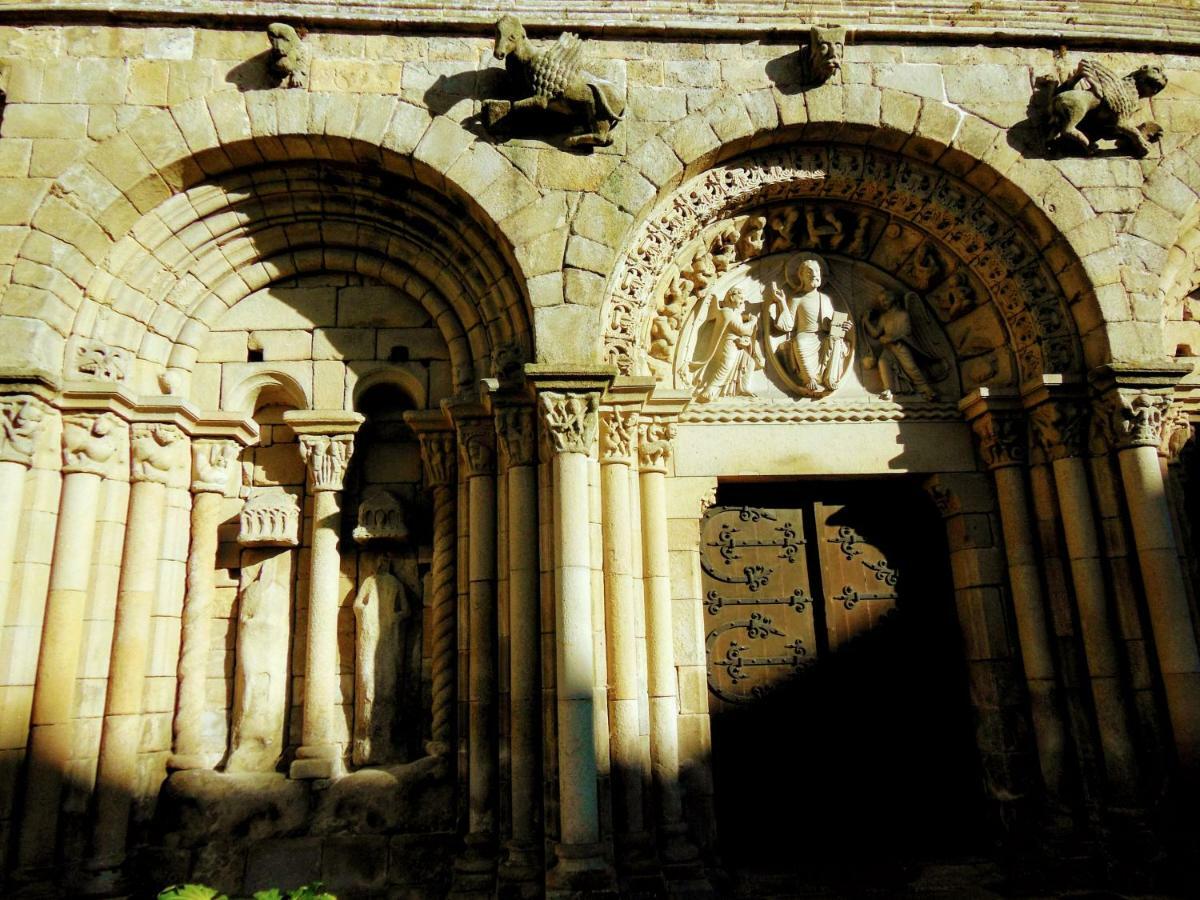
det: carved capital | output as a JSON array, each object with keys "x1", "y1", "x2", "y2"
[
  {"x1": 600, "y1": 409, "x2": 636, "y2": 464},
  {"x1": 495, "y1": 406, "x2": 536, "y2": 467},
  {"x1": 417, "y1": 431, "x2": 456, "y2": 489},
  {"x1": 539, "y1": 391, "x2": 599, "y2": 456},
  {"x1": 1095, "y1": 390, "x2": 1173, "y2": 451},
  {"x1": 62, "y1": 412, "x2": 126, "y2": 477},
  {"x1": 971, "y1": 413, "x2": 1026, "y2": 470},
  {"x1": 458, "y1": 422, "x2": 496, "y2": 477},
  {"x1": 1028, "y1": 400, "x2": 1088, "y2": 461},
  {"x1": 191, "y1": 439, "x2": 240, "y2": 494},
  {"x1": 0, "y1": 396, "x2": 48, "y2": 467},
  {"x1": 298, "y1": 434, "x2": 355, "y2": 491},
  {"x1": 637, "y1": 420, "x2": 677, "y2": 473},
  {"x1": 1160, "y1": 404, "x2": 1195, "y2": 462},
  {"x1": 130, "y1": 423, "x2": 188, "y2": 486}
]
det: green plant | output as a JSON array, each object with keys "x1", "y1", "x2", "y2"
[{"x1": 157, "y1": 883, "x2": 336, "y2": 900}]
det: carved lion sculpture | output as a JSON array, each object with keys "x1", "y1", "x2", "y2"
[
  {"x1": 267, "y1": 22, "x2": 308, "y2": 89},
  {"x1": 1043, "y1": 59, "x2": 1167, "y2": 158},
  {"x1": 484, "y1": 15, "x2": 625, "y2": 148}
]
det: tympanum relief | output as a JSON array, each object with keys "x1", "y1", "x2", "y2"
[{"x1": 659, "y1": 206, "x2": 960, "y2": 405}]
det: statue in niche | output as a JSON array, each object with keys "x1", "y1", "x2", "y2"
[
  {"x1": 1038, "y1": 59, "x2": 1167, "y2": 158},
  {"x1": 484, "y1": 15, "x2": 625, "y2": 148},
  {"x1": 768, "y1": 253, "x2": 853, "y2": 397},
  {"x1": 267, "y1": 23, "x2": 308, "y2": 89},
  {"x1": 802, "y1": 24, "x2": 845, "y2": 85},
  {"x1": 352, "y1": 554, "x2": 410, "y2": 767},
  {"x1": 689, "y1": 286, "x2": 764, "y2": 402},
  {"x1": 860, "y1": 289, "x2": 949, "y2": 401},
  {"x1": 227, "y1": 554, "x2": 291, "y2": 773}
]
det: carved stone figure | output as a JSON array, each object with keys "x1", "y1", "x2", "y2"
[
  {"x1": 68, "y1": 337, "x2": 130, "y2": 383},
  {"x1": 484, "y1": 15, "x2": 625, "y2": 148},
  {"x1": 227, "y1": 554, "x2": 291, "y2": 773},
  {"x1": 63, "y1": 413, "x2": 123, "y2": 475},
  {"x1": 0, "y1": 398, "x2": 44, "y2": 465},
  {"x1": 352, "y1": 555, "x2": 409, "y2": 767},
  {"x1": 690, "y1": 287, "x2": 764, "y2": 402},
  {"x1": 860, "y1": 289, "x2": 948, "y2": 401},
  {"x1": 238, "y1": 489, "x2": 300, "y2": 547},
  {"x1": 267, "y1": 23, "x2": 308, "y2": 89},
  {"x1": 353, "y1": 487, "x2": 409, "y2": 544},
  {"x1": 803, "y1": 25, "x2": 845, "y2": 85},
  {"x1": 768, "y1": 254, "x2": 853, "y2": 397},
  {"x1": 1040, "y1": 59, "x2": 1167, "y2": 158}
]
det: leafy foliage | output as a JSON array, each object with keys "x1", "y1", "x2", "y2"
[{"x1": 158, "y1": 884, "x2": 335, "y2": 900}]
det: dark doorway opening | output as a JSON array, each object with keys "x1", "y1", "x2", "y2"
[{"x1": 705, "y1": 478, "x2": 990, "y2": 892}]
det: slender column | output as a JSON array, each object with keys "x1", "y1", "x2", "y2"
[
  {"x1": 454, "y1": 412, "x2": 499, "y2": 858},
  {"x1": 89, "y1": 424, "x2": 188, "y2": 877},
  {"x1": 19, "y1": 412, "x2": 127, "y2": 873},
  {"x1": 408, "y1": 421, "x2": 457, "y2": 755},
  {"x1": 171, "y1": 439, "x2": 242, "y2": 769},
  {"x1": 1097, "y1": 385, "x2": 1200, "y2": 786},
  {"x1": 600, "y1": 406, "x2": 650, "y2": 855},
  {"x1": 0, "y1": 397, "x2": 45, "y2": 639},
  {"x1": 964, "y1": 393, "x2": 1069, "y2": 810},
  {"x1": 495, "y1": 404, "x2": 541, "y2": 875},
  {"x1": 286, "y1": 412, "x2": 363, "y2": 780},
  {"x1": 638, "y1": 417, "x2": 697, "y2": 865},
  {"x1": 538, "y1": 388, "x2": 613, "y2": 890},
  {"x1": 1028, "y1": 392, "x2": 1141, "y2": 805}
]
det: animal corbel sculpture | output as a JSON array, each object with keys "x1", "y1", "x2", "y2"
[
  {"x1": 483, "y1": 15, "x2": 625, "y2": 148},
  {"x1": 1040, "y1": 59, "x2": 1167, "y2": 158},
  {"x1": 802, "y1": 25, "x2": 845, "y2": 85},
  {"x1": 267, "y1": 22, "x2": 308, "y2": 89}
]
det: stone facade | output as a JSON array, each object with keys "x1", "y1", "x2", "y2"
[{"x1": 0, "y1": 2, "x2": 1198, "y2": 897}]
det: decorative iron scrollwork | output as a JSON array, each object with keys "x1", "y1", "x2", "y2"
[
  {"x1": 833, "y1": 585, "x2": 899, "y2": 611},
  {"x1": 827, "y1": 525, "x2": 864, "y2": 559},
  {"x1": 705, "y1": 586, "x2": 813, "y2": 615}
]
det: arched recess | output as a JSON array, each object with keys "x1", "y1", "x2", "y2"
[
  {"x1": 2, "y1": 91, "x2": 543, "y2": 392},
  {"x1": 591, "y1": 84, "x2": 1112, "y2": 375}
]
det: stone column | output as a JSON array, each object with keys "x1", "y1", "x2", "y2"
[
  {"x1": 1027, "y1": 386, "x2": 1141, "y2": 805},
  {"x1": 963, "y1": 391, "x2": 1069, "y2": 810},
  {"x1": 90, "y1": 423, "x2": 188, "y2": 879},
  {"x1": 1093, "y1": 373, "x2": 1200, "y2": 787},
  {"x1": 599, "y1": 399, "x2": 652, "y2": 861},
  {"x1": 19, "y1": 411, "x2": 127, "y2": 873},
  {"x1": 450, "y1": 405, "x2": 499, "y2": 877},
  {"x1": 405, "y1": 415, "x2": 457, "y2": 756},
  {"x1": 638, "y1": 408, "x2": 698, "y2": 867},
  {"x1": 0, "y1": 397, "x2": 45, "y2": 639},
  {"x1": 537, "y1": 384, "x2": 613, "y2": 891},
  {"x1": 285, "y1": 411, "x2": 363, "y2": 780},
  {"x1": 171, "y1": 438, "x2": 243, "y2": 769},
  {"x1": 495, "y1": 403, "x2": 541, "y2": 878}
]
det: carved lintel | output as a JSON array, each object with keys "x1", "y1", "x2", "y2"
[
  {"x1": 62, "y1": 412, "x2": 126, "y2": 477},
  {"x1": 539, "y1": 391, "x2": 599, "y2": 456},
  {"x1": 353, "y1": 486, "x2": 409, "y2": 544},
  {"x1": 417, "y1": 431, "x2": 456, "y2": 489},
  {"x1": 0, "y1": 396, "x2": 48, "y2": 467},
  {"x1": 1028, "y1": 399, "x2": 1088, "y2": 462},
  {"x1": 130, "y1": 423, "x2": 188, "y2": 487},
  {"x1": 298, "y1": 434, "x2": 355, "y2": 491},
  {"x1": 191, "y1": 439, "x2": 240, "y2": 494},
  {"x1": 1095, "y1": 390, "x2": 1173, "y2": 451},
  {"x1": 457, "y1": 421, "x2": 496, "y2": 477},
  {"x1": 238, "y1": 489, "x2": 300, "y2": 547},
  {"x1": 637, "y1": 420, "x2": 676, "y2": 473},
  {"x1": 267, "y1": 22, "x2": 309, "y2": 89},
  {"x1": 67, "y1": 336, "x2": 131, "y2": 384},
  {"x1": 599, "y1": 408, "x2": 636, "y2": 464},
  {"x1": 972, "y1": 413, "x2": 1026, "y2": 470},
  {"x1": 495, "y1": 406, "x2": 536, "y2": 468},
  {"x1": 802, "y1": 24, "x2": 845, "y2": 86}
]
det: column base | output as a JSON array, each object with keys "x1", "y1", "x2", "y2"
[
  {"x1": 450, "y1": 833, "x2": 497, "y2": 898},
  {"x1": 498, "y1": 837, "x2": 542, "y2": 891},
  {"x1": 546, "y1": 841, "x2": 616, "y2": 898},
  {"x1": 289, "y1": 745, "x2": 345, "y2": 780},
  {"x1": 661, "y1": 822, "x2": 700, "y2": 865}
]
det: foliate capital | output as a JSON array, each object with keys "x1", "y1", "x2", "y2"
[
  {"x1": 0, "y1": 396, "x2": 48, "y2": 467},
  {"x1": 298, "y1": 433, "x2": 355, "y2": 491},
  {"x1": 1096, "y1": 390, "x2": 1173, "y2": 451},
  {"x1": 539, "y1": 391, "x2": 599, "y2": 456},
  {"x1": 1028, "y1": 399, "x2": 1088, "y2": 461},
  {"x1": 131, "y1": 423, "x2": 189, "y2": 486},
  {"x1": 637, "y1": 420, "x2": 677, "y2": 472},
  {"x1": 495, "y1": 406, "x2": 536, "y2": 467},
  {"x1": 62, "y1": 412, "x2": 126, "y2": 477},
  {"x1": 971, "y1": 412, "x2": 1026, "y2": 470},
  {"x1": 600, "y1": 409, "x2": 636, "y2": 464},
  {"x1": 417, "y1": 431, "x2": 456, "y2": 489},
  {"x1": 191, "y1": 439, "x2": 241, "y2": 494}
]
